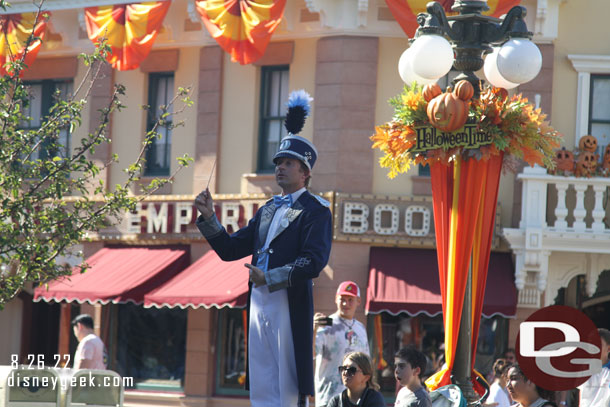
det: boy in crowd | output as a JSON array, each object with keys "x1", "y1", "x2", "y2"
[{"x1": 394, "y1": 346, "x2": 432, "y2": 407}]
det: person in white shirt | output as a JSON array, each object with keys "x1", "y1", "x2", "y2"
[
  {"x1": 72, "y1": 314, "x2": 107, "y2": 370},
  {"x1": 313, "y1": 281, "x2": 370, "y2": 407},
  {"x1": 578, "y1": 328, "x2": 610, "y2": 407},
  {"x1": 487, "y1": 358, "x2": 512, "y2": 407}
]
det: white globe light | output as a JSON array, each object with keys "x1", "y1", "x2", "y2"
[
  {"x1": 398, "y1": 47, "x2": 437, "y2": 86},
  {"x1": 483, "y1": 47, "x2": 519, "y2": 89},
  {"x1": 497, "y1": 38, "x2": 542, "y2": 84},
  {"x1": 411, "y1": 35, "x2": 454, "y2": 80}
]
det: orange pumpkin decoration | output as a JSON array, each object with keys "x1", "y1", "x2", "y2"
[
  {"x1": 579, "y1": 134, "x2": 598, "y2": 152},
  {"x1": 575, "y1": 150, "x2": 598, "y2": 177},
  {"x1": 426, "y1": 80, "x2": 473, "y2": 132},
  {"x1": 423, "y1": 83, "x2": 442, "y2": 102},
  {"x1": 454, "y1": 80, "x2": 474, "y2": 101},
  {"x1": 552, "y1": 147, "x2": 575, "y2": 174}
]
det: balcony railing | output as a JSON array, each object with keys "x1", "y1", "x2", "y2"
[
  {"x1": 503, "y1": 166, "x2": 610, "y2": 307},
  {"x1": 518, "y1": 166, "x2": 610, "y2": 234}
]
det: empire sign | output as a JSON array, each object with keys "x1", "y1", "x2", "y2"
[{"x1": 91, "y1": 194, "x2": 272, "y2": 241}]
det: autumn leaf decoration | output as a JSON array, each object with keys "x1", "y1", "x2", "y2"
[{"x1": 371, "y1": 84, "x2": 562, "y2": 178}]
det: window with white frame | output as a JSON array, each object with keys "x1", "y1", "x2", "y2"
[
  {"x1": 22, "y1": 79, "x2": 73, "y2": 161},
  {"x1": 215, "y1": 307, "x2": 248, "y2": 396},
  {"x1": 568, "y1": 54, "x2": 610, "y2": 156},
  {"x1": 115, "y1": 303, "x2": 186, "y2": 391},
  {"x1": 588, "y1": 75, "x2": 610, "y2": 156},
  {"x1": 145, "y1": 73, "x2": 174, "y2": 176},
  {"x1": 257, "y1": 66, "x2": 289, "y2": 173}
]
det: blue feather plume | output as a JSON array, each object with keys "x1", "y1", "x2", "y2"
[
  {"x1": 284, "y1": 89, "x2": 313, "y2": 135},
  {"x1": 287, "y1": 89, "x2": 313, "y2": 116}
]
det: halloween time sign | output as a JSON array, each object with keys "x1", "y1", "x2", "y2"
[{"x1": 412, "y1": 124, "x2": 493, "y2": 152}]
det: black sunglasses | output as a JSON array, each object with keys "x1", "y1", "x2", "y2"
[{"x1": 338, "y1": 366, "x2": 360, "y2": 376}]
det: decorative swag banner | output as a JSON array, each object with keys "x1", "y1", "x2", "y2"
[
  {"x1": 0, "y1": 12, "x2": 49, "y2": 76},
  {"x1": 85, "y1": 1, "x2": 170, "y2": 71},
  {"x1": 195, "y1": 0, "x2": 287, "y2": 65},
  {"x1": 385, "y1": 0, "x2": 521, "y2": 37}
]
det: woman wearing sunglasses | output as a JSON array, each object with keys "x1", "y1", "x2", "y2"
[{"x1": 327, "y1": 352, "x2": 385, "y2": 407}]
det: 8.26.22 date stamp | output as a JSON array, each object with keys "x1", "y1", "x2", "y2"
[{"x1": 11, "y1": 354, "x2": 71, "y2": 369}]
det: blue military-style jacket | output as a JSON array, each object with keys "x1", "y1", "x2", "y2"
[{"x1": 196, "y1": 190, "x2": 333, "y2": 395}]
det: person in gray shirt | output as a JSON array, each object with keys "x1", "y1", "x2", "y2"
[{"x1": 394, "y1": 346, "x2": 432, "y2": 407}]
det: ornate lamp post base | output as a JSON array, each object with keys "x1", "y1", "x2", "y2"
[{"x1": 452, "y1": 261, "x2": 479, "y2": 404}]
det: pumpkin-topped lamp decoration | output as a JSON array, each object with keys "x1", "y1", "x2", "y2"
[
  {"x1": 579, "y1": 134, "x2": 598, "y2": 152},
  {"x1": 426, "y1": 80, "x2": 474, "y2": 132},
  {"x1": 551, "y1": 147, "x2": 575, "y2": 175}
]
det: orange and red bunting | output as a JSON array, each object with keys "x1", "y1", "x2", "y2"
[
  {"x1": 195, "y1": 0, "x2": 287, "y2": 65},
  {"x1": 425, "y1": 154, "x2": 503, "y2": 395},
  {"x1": 385, "y1": 0, "x2": 520, "y2": 38},
  {"x1": 85, "y1": 1, "x2": 170, "y2": 71},
  {"x1": 0, "y1": 12, "x2": 49, "y2": 76}
]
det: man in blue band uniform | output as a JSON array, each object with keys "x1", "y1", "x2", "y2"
[{"x1": 194, "y1": 91, "x2": 332, "y2": 407}]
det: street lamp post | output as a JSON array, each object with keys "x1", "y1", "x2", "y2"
[
  {"x1": 398, "y1": 0, "x2": 543, "y2": 403},
  {"x1": 400, "y1": 1, "x2": 542, "y2": 93}
]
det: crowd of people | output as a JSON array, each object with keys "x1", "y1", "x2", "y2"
[
  {"x1": 312, "y1": 280, "x2": 432, "y2": 407},
  {"x1": 311, "y1": 283, "x2": 610, "y2": 407}
]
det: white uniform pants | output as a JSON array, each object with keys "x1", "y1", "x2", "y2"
[{"x1": 249, "y1": 285, "x2": 303, "y2": 407}]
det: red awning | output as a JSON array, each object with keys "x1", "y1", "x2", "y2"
[
  {"x1": 34, "y1": 247, "x2": 189, "y2": 305},
  {"x1": 144, "y1": 250, "x2": 250, "y2": 309},
  {"x1": 366, "y1": 247, "x2": 517, "y2": 318}
]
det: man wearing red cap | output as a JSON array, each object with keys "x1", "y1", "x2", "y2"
[{"x1": 313, "y1": 281, "x2": 370, "y2": 407}]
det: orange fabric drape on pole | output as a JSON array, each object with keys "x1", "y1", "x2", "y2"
[
  {"x1": 470, "y1": 153, "x2": 504, "y2": 369},
  {"x1": 85, "y1": 1, "x2": 170, "y2": 71},
  {"x1": 425, "y1": 154, "x2": 503, "y2": 395},
  {"x1": 385, "y1": 0, "x2": 521, "y2": 38},
  {"x1": 374, "y1": 314, "x2": 388, "y2": 370},
  {"x1": 0, "y1": 12, "x2": 49, "y2": 76},
  {"x1": 195, "y1": 0, "x2": 286, "y2": 65}
]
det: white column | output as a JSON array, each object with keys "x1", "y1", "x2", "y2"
[
  {"x1": 591, "y1": 184, "x2": 606, "y2": 232},
  {"x1": 554, "y1": 181, "x2": 569, "y2": 230},
  {"x1": 573, "y1": 183, "x2": 588, "y2": 231},
  {"x1": 519, "y1": 166, "x2": 549, "y2": 229}
]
